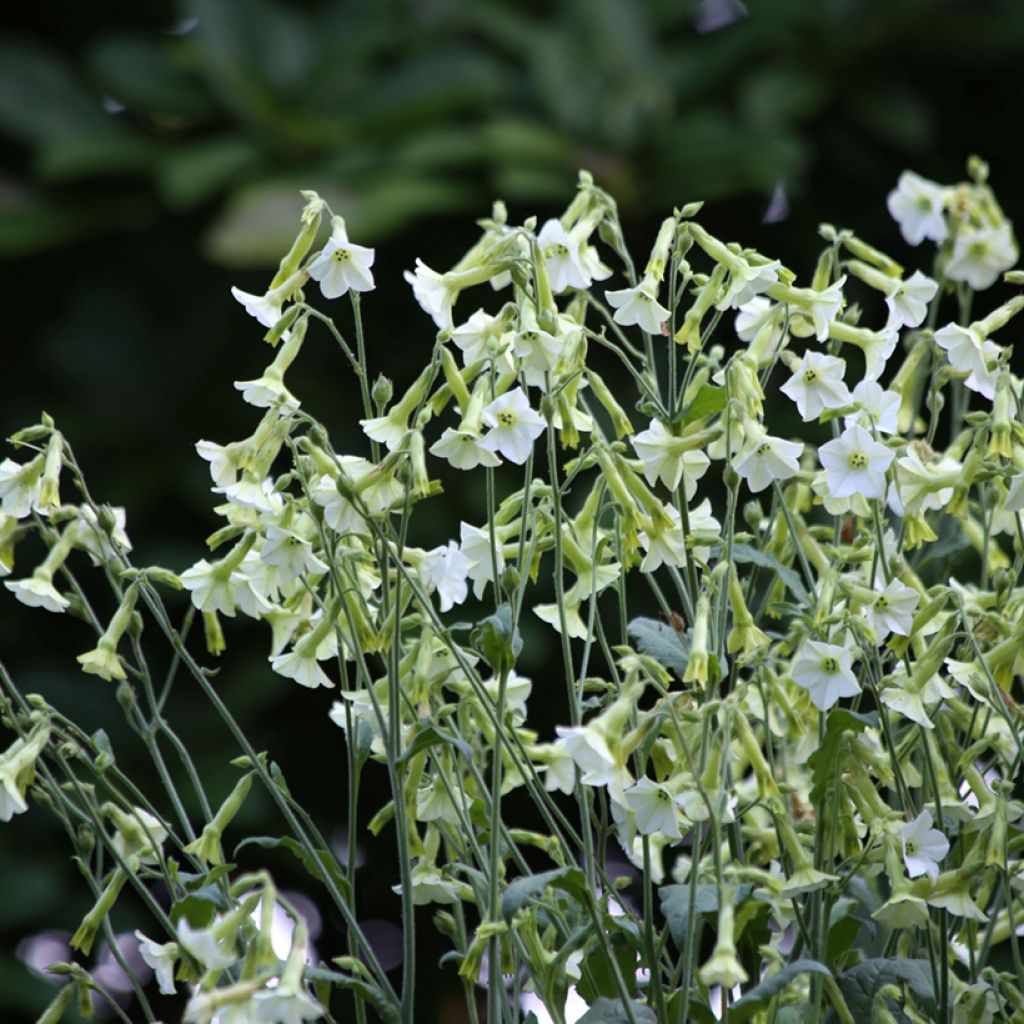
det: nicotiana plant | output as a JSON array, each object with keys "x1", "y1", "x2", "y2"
[{"x1": 2, "y1": 158, "x2": 1024, "y2": 1024}]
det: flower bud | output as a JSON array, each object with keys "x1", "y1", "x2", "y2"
[{"x1": 372, "y1": 374, "x2": 394, "y2": 411}]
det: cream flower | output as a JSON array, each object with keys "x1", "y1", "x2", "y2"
[
  {"x1": 779, "y1": 351, "x2": 851, "y2": 421},
  {"x1": 945, "y1": 223, "x2": 1017, "y2": 290},
  {"x1": 307, "y1": 224, "x2": 375, "y2": 298},
  {"x1": 605, "y1": 282, "x2": 670, "y2": 334},
  {"x1": 791, "y1": 639, "x2": 860, "y2": 710},
  {"x1": 887, "y1": 171, "x2": 948, "y2": 245},
  {"x1": 901, "y1": 809, "x2": 949, "y2": 881},
  {"x1": 479, "y1": 388, "x2": 546, "y2": 465},
  {"x1": 818, "y1": 424, "x2": 894, "y2": 500},
  {"x1": 733, "y1": 428, "x2": 803, "y2": 493}
]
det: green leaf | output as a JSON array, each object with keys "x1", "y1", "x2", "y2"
[
  {"x1": 577, "y1": 997, "x2": 657, "y2": 1024},
  {"x1": 729, "y1": 543, "x2": 809, "y2": 605},
  {"x1": 830, "y1": 958, "x2": 936, "y2": 1022},
  {"x1": 470, "y1": 603, "x2": 521, "y2": 675},
  {"x1": 398, "y1": 723, "x2": 474, "y2": 764},
  {"x1": 306, "y1": 967, "x2": 400, "y2": 1024},
  {"x1": 234, "y1": 836, "x2": 348, "y2": 898},
  {"x1": 807, "y1": 709, "x2": 877, "y2": 807},
  {"x1": 680, "y1": 384, "x2": 727, "y2": 425},
  {"x1": 658, "y1": 882, "x2": 753, "y2": 947},
  {"x1": 730, "y1": 960, "x2": 832, "y2": 1022},
  {"x1": 627, "y1": 617, "x2": 689, "y2": 676},
  {"x1": 501, "y1": 867, "x2": 587, "y2": 921}
]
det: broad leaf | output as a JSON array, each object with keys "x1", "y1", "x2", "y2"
[
  {"x1": 658, "y1": 882, "x2": 753, "y2": 947},
  {"x1": 730, "y1": 543, "x2": 810, "y2": 605},
  {"x1": 627, "y1": 617, "x2": 689, "y2": 676},
  {"x1": 577, "y1": 997, "x2": 657, "y2": 1023},
  {"x1": 730, "y1": 960, "x2": 832, "y2": 1022},
  {"x1": 234, "y1": 836, "x2": 348, "y2": 897},
  {"x1": 681, "y1": 384, "x2": 727, "y2": 425},
  {"x1": 807, "y1": 709, "x2": 877, "y2": 806},
  {"x1": 830, "y1": 958, "x2": 935, "y2": 1022},
  {"x1": 501, "y1": 867, "x2": 587, "y2": 921}
]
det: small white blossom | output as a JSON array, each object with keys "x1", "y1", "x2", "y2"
[
  {"x1": 844, "y1": 380, "x2": 900, "y2": 434},
  {"x1": 429, "y1": 428, "x2": 501, "y2": 471},
  {"x1": 733, "y1": 429, "x2": 804, "y2": 493},
  {"x1": 945, "y1": 223, "x2": 1017, "y2": 291},
  {"x1": 818, "y1": 423, "x2": 894, "y2": 500},
  {"x1": 259, "y1": 525, "x2": 328, "y2": 583},
  {"x1": 864, "y1": 578, "x2": 919, "y2": 638},
  {"x1": 735, "y1": 297, "x2": 783, "y2": 345},
  {"x1": 404, "y1": 259, "x2": 454, "y2": 327},
  {"x1": 233, "y1": 370, "x2": 300, "y2": 411},
  {"x1": 538, "y1": 218, "x2": 590, "y2": 292},
  {"x1": 459, "y1": 521, "x2": 503, "y2": 600},
  {"x1": 5, "y1": 571, "x2": 69, "y2": 613},
  {"x1": 933, "y1": 323, "x2": 1000, "y2": 399},
  {"x1": 180, "y1": 559, "x2": 269, "y2": 618},
  {"x1": 175, "y1": 917, "x2": 237, "y2": 971},
  {"x1": 513, "y1": 325, "x2": 565, "y2": 387},
  {"x1": 779, "y1": 351, "x2": 851, "y2": 421},
  {"x1": 605, "y1": 282, "x2": 670, "y2": 334},
  {"x1": 630, "y1": 419, "x2": 710, "y2": 496},
  {"x1": 307, "y1": 226, "x2": 375, "y2": 298},
  {"x1": 887, "y1": 171, "x2": 948, "y2": 245},
  {"x1": 802, "y1": 277, "x2": 846, "y2": 340},
  {"x1": 0, "y1": 456, "x2": 44, "y2": 519},
  {"x1": 420, "y1": 541, "x2": 472, "y2": 612},
  {"x1": 230, "y1": 286, "x2": 282, "y2": 328},
  {"x1": 134, "y1": 931, "x2": 178, "y2": 995},
  {"x1": 901, "y1": 809, "x2": 949, "y2": 881},
  {"x1": 479, "y1": 388, "x2": 546, "y2": 465},
  {"x1": 885, "y1": 270, "x2": 939, "y2": 329},
  {"x1": 791, "y1": 639, "x2": 860, "y2": 710},
  {"x1": 451, "y1": 309, "x2": 507, "y2": 365},
  {"x1": 624, "y1": 777, "x2": 682, "y2": 840}
]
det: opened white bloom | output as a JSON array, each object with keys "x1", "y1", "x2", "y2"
[
  {"x1": 404, "y1": 259, "x2": 454, "y2": 328},
  {"x1": 555, "y1": 724, "x2": 623, "y2": 791},
  {"x1": 5, "y1": 570, "x2": 70, "y2": 613},
  {"x1": 459, "y1": 521, "x2": 503, "y2": 600},
  {"x1": 801, "y1": 277, "x2": 846, "y2": 340},
  {"x1": 933, "y1": 323, "x2": 1000, "y2": 400},
  {"x1": 181, "y1": 558, "x2": 269, "y2": 618},
  {"x1": 259, "y1": 525, "x2": 328, "y2": 583},
  {"x1": 844, "y1": 380, "x2": 900, "y2": 434},
  {"x1": 901, "y1": 809, "x2": 949, "y2": 881},
  {"x1": 513, "y1": 324, "x2": 565, "y2": 387},
  {"x1": 1004, "y1": 472, "x2": 1024, "y2": 513},
  {"x1": 175, "y1": 917, "x2": 238, "y2": 971},
  {"x1": 0, "y1": 455, "x2": 44, "y2": 519},
  {"x1": 538, "y1": 218, "x2": 589, "y2": 292},
  {"x1": 818, "y1": 423, "x2": 894, "y2": 499},
  {"x1": 718, "y1": 259, "x2": 780, "y2": 311},
  {"x1": 885, "y1": 270, "x2": 939, "y2": 329},
  {"x1": 429, "y1": 428, "x2": 501, "y2": 471},
  {"x1": 419, "y1": 541, "x2": 472, "y2": 612},
  {"x1": 195, "y1": 440, "x2": 239, "y2": 487},
  {"x1": 451, "y1": 309, "x2": 507, "y2": 365},
  {"x1": 605, "y1": 281, "x2": 670, "y2": 334},
  {"x1": 779, "y1": 351, "x2": 851, "y2": 421},
  {"x1": 0, "y1": 724, "x2": 49, "y2": 822},
  {"x1": 945, "y1": 222, "x2": 1017, "y2": 290},
  {"x1": 889, "y1": 449, "x2": 961, "y2": 517},
  {"x1": 791, "y1": 639, "x2": 860, "y2": 710},
  {"x1": 887, "y1": 171, "x2": 948, "y2": 245},
  {"x1": 134, "y1": 930, "x2": 178, "y2": 995},
  {"x1": 864, "y1": 578, "x2": 919, "y2": 638},
  {"x1": 630, "y1": 419, "x2": 710, "y2": 496},
  {"x1": 230, "y1": 286, "x2": 282, "y2": 328},
  {"x1": 479, "y1": 388, "x2": 546, "y2": 465},
  {"x1": 216, "y1": 474, "x2": 284, "y2": 515},
  {"x1": 233, "y1": 369, "x2": 300, "y2": 411},
  {"x1": 733, "y1": 428, "x2": 804, "y2": 493},
  {"x1": 735, "y1": 296, "x2": 783, "y2": 345},
  {"x1": 624, "y1": 777, "x2": 682, "y2": 840},
  {"x1": 307, "y1": 223, "x2": 375, "y2": 298}
]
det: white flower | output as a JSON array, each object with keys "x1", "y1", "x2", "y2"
[
  {"x1": 791, "y1": 639, "x2": 861, "y2": 710},
  {"x1": 253, "y1": 985, "x2": 323, "y2": 1024},
  {"x1": 1005, "y1": 472, "x2": 1024, "y2": 512},
  {"x1": 889, "y1": 449, "x2": 961, "y2": 517},
  {"x1": 885, "y1": 270, "x2": 939, "y2": 329},
  {"x1": 0, "y1": 725, "x2": 49, "y2": 822},
  {"x1": 717, "y1": 259, "x2": 780, "y2": 310},
  {"x1": 945, "y1": 223, "x2": 1017, "y2": 291},
  {"x1": 195, "y1": 440, "x2": 239, "y2": 488},
  {"x1": 901, "y1": 809, "x2": 949, "y2": 881},
  {"x1": 451, "y1": 309, "x2": 507, "y2": 365},
  {"x1": 844, "y1": 380, "x2": 900, "y2": 434},
  {"x1": 623, "y1": 777, "x2": 682, "y2": 840},
  {"x1": 733, "y1": 428, "x2": 804, "y2": 493},
  {"x1": 419, "y1": 541, "x2": 472, "y2": 612},
  {"x1": 233, "y1": 370, "x2": 300, "y2": 411},
  {"x1": 887, "y1": 171, "x2": 948, "y2": 245},
  {"x1": 933, "y1": 323, "x2": 1000, "y2": 400},
  {"x1": 4, "y1": 571, "x2": 69, "y2": 613},
  {"x1": 864, "y1": 578, "x2": 919, "y2": 638},
  {"x1": 605, "y1": 282, "x2": 670, "y2": 334},
  {"x1": 404, "y1": 259, "x2": 454, "y2": 328},
  {"x1": 479, "y1": 388, "x2": 546, "y2": 465},
  {"x1": 818, "y1": 424, "x2": 894, "y2": 500},
  {"x1": 230, "y1": 286, "x2": 282, "y2": 328},
  {"x1": 134, "y1": 930, "x2": 178, "y2": 995},
  {"x1": 779, "y1": 351, "x2": 851, "y2": 421},
  {"x1": 802, "y1": 277, "x2": 846, "y2": 341},
  {"x1": 554, "y1": 725, "x2": 621, "y2": 789},
  {"x1": 513, "y1": 325, "x2": 565, "y2": 387},
  {"x1": 259, "y1": 525, "x2": 328, "y2": 583},
  {"x1": 0, "y1": 456, "x2": 44, "y2": 519},
  {"x1": 459, "y1": 521, "x2": 503, "y2": 600},
  {"x1": 429, "y1": 427, "x2": 501, "y2": 471},
  {"x1": 735, "y1": 297, "x2": 782, "y2": 345},
  {"x1": 175, "y1": 917, "x2": 237, "y2": 971},
  {"x1": 630, "y1": 419, "x2": 710, "y2": 496},
  {"x1": 538, "y1": 218, "x2": 589, "y2": 292},
  {"x1": 180, "y1": 559, "x2": 268, "y2": 618},
  {"x1": 307, "y1": 228, "x2": 375, "y2": 299},
  {"x1": 112, "y1": 806, "x2": 168, "y2": 864}
]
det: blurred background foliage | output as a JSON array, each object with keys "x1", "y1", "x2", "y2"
[{"x1": 2, "y1": 0, "x2": 1024, "y2": 1020}]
